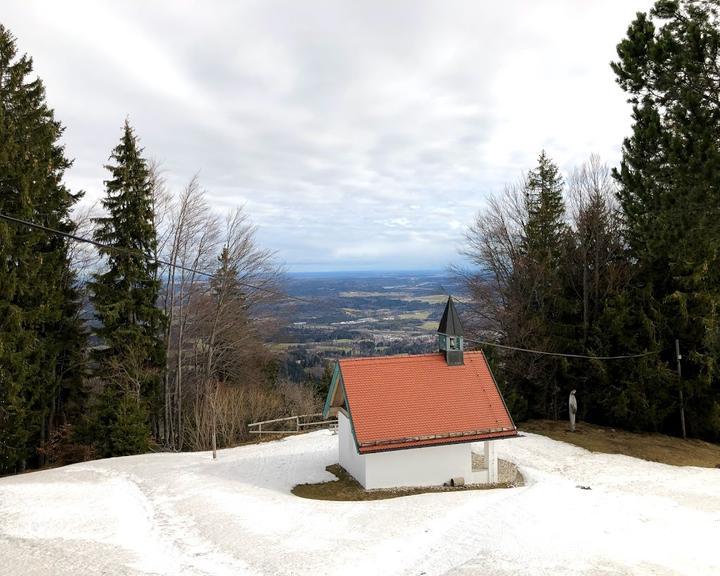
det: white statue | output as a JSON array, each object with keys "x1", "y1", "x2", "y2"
[{"x1": 569, "y1": 390, "x2": 577, "y2": 432}]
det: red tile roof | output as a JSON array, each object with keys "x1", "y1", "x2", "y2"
[{"x1": 338, "y1": 351, "x2": 517, "y2": 453}]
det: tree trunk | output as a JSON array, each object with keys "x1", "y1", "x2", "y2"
[
  {"x1": 176, "y1": 280, "x2": 185, "y2": 451},
  {"x1": 582, "y1": 253, "x2": 589, "y2": 345},
  {"x1": 212, "y1": 393, "x2": 217, "y2": 460}
]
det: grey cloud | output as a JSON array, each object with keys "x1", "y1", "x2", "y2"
[{"x1": 3, "y1": 0, "x2": 649, "y2": 271}]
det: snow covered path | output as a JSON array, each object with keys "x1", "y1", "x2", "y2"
[{"x1": 1, "y1": 431, "x2": 718, "y2": 576}]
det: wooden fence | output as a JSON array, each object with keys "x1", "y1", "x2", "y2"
[{"x1": 248, "y1": 413, "x2": 338, "y2": 439}]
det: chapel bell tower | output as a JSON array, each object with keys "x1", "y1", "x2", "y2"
[{"x1": 437, "y1": 296, "x2": 464, "y2": 366}]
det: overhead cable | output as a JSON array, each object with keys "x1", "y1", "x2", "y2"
[
  {"x1": 462, "y1": 336, "x2": 661, "y2": 360},
  {"x1": 0, "y1": 212, "x2": 315, "y2": 305},
  {"x1": 0, "y1": 211, "x2": 667, "y2": 360}
]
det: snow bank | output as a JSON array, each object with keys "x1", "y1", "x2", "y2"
[{"x1": 1, "y1": 430, "x2": 718, "y2": 576}]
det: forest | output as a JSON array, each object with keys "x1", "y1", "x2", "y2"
[
  {"x1": 0, "y1": 26, "x2": 319, "y2": 473},
  {"x1": 461, "y1": 0, "x2": 720, "y2": 442},
  {"x1": 2, "y1": 0, "x2": 720, "y2": 476}
]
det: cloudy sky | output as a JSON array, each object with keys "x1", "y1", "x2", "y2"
[{"x1": 4, "y1": 0, "x2": 649, "y2": 272}]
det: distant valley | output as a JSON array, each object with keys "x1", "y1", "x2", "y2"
[{"x1": 276, "y1": 270, "x2": 466, "y2": 382}]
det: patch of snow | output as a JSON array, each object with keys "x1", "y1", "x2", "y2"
[{"x1": 0, "y1": 430, "x2": 718, "y2": 575}]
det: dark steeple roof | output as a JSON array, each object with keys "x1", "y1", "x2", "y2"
[{"x1": 437, "y1": 296, "x2": 463, "y2": 336}]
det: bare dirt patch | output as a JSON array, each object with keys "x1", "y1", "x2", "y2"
[
  {"x1": 522, "y1": 419, "x2": 720, "y2": 468},
  {"x1": 292, "y1": 461, "x2": 524, "y2": 501}
]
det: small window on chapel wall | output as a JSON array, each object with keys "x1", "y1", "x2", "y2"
[{"x1": 449, "y1": 337, "x2": 456, "y2": 349}]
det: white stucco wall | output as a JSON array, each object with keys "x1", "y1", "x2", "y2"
[
  {"x1": 338, "y1": 411, "x2": 365, "y2": 486},
  {"x1": 337, "y1": 412, "x2": 499, "y2": 489},
  {"x1": 364, "y1": 442, "x2": 473, "y2": 489}
]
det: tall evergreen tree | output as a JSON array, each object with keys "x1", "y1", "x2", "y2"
[
  {"x1": 88, "y1": 121, "x2": 166, "y2": 456},
  {"x1": 505, "y1": 152, "x2": 573, "y2": 419},
  {"x1": 612, "y1": 0, "x2": 720, "y2": 439},
  {"x1": 0, "y1": 25, "x2": 85, "y2": 473},
  {"x1": 562, "y1": 159, "x2": 640, "y2": 429},
  {"x1": 523, "y1": 151, "x2": 568, "y2": 266}
]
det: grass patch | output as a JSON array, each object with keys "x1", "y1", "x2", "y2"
[
  {"x1": 406, "y1": 294, "x2": 451, "y2": 304},
  {"x1": 336, "y1": 292, "x2": 458, "y2": 305},
  {"x1": 338, "y1": 291, "x2": 406, "y2": 298},
  {"x1": 270, "y1": 343, "x2": 294, "y2": 350},
  {"x1": 522, "y1": 419, "x2": 720, "y2": 468},
  {"x1": 398, "y1": 311, "x2": 432, "y2": 320},
  {"x1": 292, "y1": 463, "x2": 523, "y2": 501}
]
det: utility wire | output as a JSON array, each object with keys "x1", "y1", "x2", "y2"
[
  {"x1": 451, "y1": 297, "x2": 661, "y2": 359},
  {"x1": 462, "y1": 336, "x2": 660, "y2": 360},
  {"x1": 0, "y1": 212, "x2": 316, "y2": 305},
  {"x1": 0, "y1": 211, "x2": 665, "y2": 360}
]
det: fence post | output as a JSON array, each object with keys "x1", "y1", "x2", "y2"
[{"x1": 259, "y1": 423, "x2": 262, "y2": 439}]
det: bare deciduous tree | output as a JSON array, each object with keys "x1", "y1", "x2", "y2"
[
  {"x1": 457, "y1": 181, "x2": 527, "y2": 335},
  {"x1": 459, "y1": 155, "x2": 631, "y2": 421},
  {"x1": 567, "y1": 155, "x2": 626, "y2": 346},
  {"x1": 68, "y1": 201, "x2": 103, "y2": 282},
  {"x1": 159, "y1": 175, "x2": 221, "y2": 449},
  {"x1": 71, "y1": 167, "x2": 308, "y2": 454},
  {"x1": 189, "y1": 208, "x2": 283, "y2": 455},
  {"x1": 157, "y1": 182, "x2": 288, "y2": 453}
]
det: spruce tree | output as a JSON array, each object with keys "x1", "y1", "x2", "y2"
[
  {"x1": 612, "y1": 0, "x2": 720, "y2": 439},
  {"x1": 206, "y1": 246, "x2": 249, "y2": 384},
  {"x1": 523, "y1": 151, "x2": 568, "y2": 266},
  {"x1": 0, "y1": 25, "x2": 85, "y2": 473},
  {"x1": 88, "y1": 121, "x2": 166, "y2": 456},
  {"x1": 562, "y1": 159, "x2": 632, "y2": 428},
  {"x1": 507, "y1": 152, "x2": 573, "y2": 419}
]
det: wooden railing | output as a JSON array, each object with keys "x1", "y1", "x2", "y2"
[{"x1": 248, "y1": 413, "x2": 338, "y2": 438}]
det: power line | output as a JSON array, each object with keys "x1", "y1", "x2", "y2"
[
  {"x1": 462, "y1": 336, "x2": 660, "y2": 360},
  {"x1": 450, "y1": 297, "x2": 661, "y2": 360},
  {"x1": 0, "y1": 212, "x2": 315, "y2": 305},
  {"x1": 0, "y1": 211, "x2": 668, "y2": 360}
]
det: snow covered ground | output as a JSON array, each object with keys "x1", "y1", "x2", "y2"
[{"x1": 1, "y1": 430, "x2": 719, "y2": 576}]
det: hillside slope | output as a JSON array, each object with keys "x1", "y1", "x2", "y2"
[
  {"x1": 523, "y1": 419, "x2": 720, "y2": 468},
  {"x1": 0, "y1": 431, "x2": 718, "y2": 576}
]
